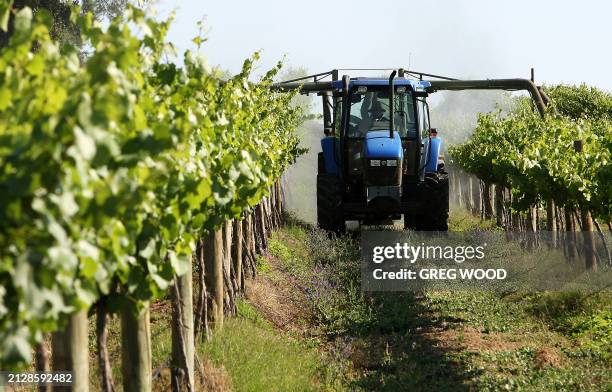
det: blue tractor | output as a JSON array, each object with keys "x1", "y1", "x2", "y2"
[{"x1": 275, "y1": 69, "x2": 547, "y2": 232}]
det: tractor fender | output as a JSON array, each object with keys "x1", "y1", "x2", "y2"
[
  {"x1": 423, "y1": 137, "x2": 443, "y2": 173},
  {"x1": 321, "y1": 136, "x2": 339, "y2": 175}
]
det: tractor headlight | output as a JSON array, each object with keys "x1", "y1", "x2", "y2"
[
  {"x1": 370, "y1": 160, "x2": 381, "y2": 167},
  {"x1": 387, "y1": 159, "x2": 398, "y2": 167}
]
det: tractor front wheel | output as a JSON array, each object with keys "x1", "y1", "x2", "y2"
[
  {"x1": 403, "y1": 213, "x2": 422, "y2": 230},
  {"x1": 403, "y1": 171, "x2": 449, "y2": 231}
]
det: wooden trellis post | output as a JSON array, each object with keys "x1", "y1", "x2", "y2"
[
  {"x1": 232, "y1": 217, "x2": 244, "y2": 293},
  {"x1": 546, "y1": 199, "x2": 557, "y2": 248},
  {"x1": 565, "y1": 207, "x2": 577, "y2": 260},
  {"x1": 121, "y1": 303, "x2": 152, "y2": 392},
  {"x1": 204, "y1": 228, "x2": 224, "y2": 325},
  {"x1": 581, "y1": 209, "x2": 597, "y2": 270},
  {"x1": 171, "y1": 262, "x2": 195, "y2": 392},
  {"x1": 194, "y1": 240, "x2": 208, "y2": 339},
  {"x1": 242, "y1": 211, "x2": 257, "y2": 278},
  {"x1": 52, "y1": 310, "x2": 89, "y2": 392},
  {"x1": 223, "y1": 220, "x2": 236, "y2": 315}
]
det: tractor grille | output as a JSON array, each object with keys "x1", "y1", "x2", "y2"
[{"x1": 365, "y1": 165, "x2": 401, "y2": 186}]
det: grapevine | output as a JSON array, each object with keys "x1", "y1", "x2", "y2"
[
  {"x1": 0, "y1": 4, "x2": 303, "y2": 368},
  {"x1": 450, "y1": 86, "x2": 612, "y2": 220}
]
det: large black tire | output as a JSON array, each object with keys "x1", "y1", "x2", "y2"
[
  {"x1": 404, "y1": 171, "x2": 449, "y2": 231},
  {"x1": 424, "y1": 171, "x2": 449, "y2": 231},
  {"x1": 318, "y1": 152, "x2": 326, "y2": 174},
  {"x1": 403, "y1": 212, "x2": 421, "y2": 231},
  {"x1": 317, "y1": 173, "x2": 345, "y2": 233}
]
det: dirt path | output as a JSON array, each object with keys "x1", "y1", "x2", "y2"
[
  {"x1": 245, "y1": 255, "x2": 313, "y2": 334},
  {"x1": 242, "y1": 214, "x2": 611, "y2": 391}
]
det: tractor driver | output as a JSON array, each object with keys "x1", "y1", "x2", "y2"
[{"x1": 358, "y1": 94, "x2": 387, "y2": 135}]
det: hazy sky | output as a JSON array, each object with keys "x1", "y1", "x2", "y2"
[{"x1": 156, "y1": 0, "x2": 611, "y2": 90}]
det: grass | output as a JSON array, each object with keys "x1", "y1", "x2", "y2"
[
  {"x1": 448, "y1": 206, "x2": 499, "y2": 232},
  {"x1": 89, "y1": 297, "x2": 338, "y2": 391},
  {"x1": 265, "y1": 213, "x2": 612, "y2": 391},
  {"x1": 522, "y1": 291, "x2": 612, "y2": 363},
  {"x1": 202, "y1": 300, "x2": 337, "y2": 392}
]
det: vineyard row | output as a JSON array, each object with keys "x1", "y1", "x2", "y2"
[
  {"x1": 447, "y1": 85, "x2": 611, "y2": 269},
  {"x1": 0, "y1": 6, "x2": 303, "y2": 391}
]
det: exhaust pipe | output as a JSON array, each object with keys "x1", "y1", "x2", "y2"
[
  {"x1": 341, "y1": 75, "x2": 351, "y2": 179},
  {"x1": 388, "y1": 70, "x2": 397, "y2": 138},
  {"x1": 321, "y1": 91, "x2": 333, "y2": 135}
]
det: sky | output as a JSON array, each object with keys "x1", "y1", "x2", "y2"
[{"x1": 154, "y1": 0, "x2": 612, "y2": 91}]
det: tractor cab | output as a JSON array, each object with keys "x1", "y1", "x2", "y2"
[{"x1": 344, "y1": 81, "x2": 418, "y2": 138}]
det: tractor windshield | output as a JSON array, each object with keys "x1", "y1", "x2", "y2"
[{"x1": 347, "y1": 86, "x2": 417, "y2": 138}]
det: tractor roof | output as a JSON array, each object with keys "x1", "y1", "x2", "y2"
[{"x1": 330, "y1": 77, "x2": 431, "y2": 91}]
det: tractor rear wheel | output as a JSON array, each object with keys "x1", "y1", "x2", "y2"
[
  {"x1": 318, "y1": 152, "x2": 326, "y2": 174},
  {"x1": 317, "y1": 173, "x2": 345, "y2": 234},
  {"x1": 423, "y1": 171, "x2": 449, "y2": 231}
]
